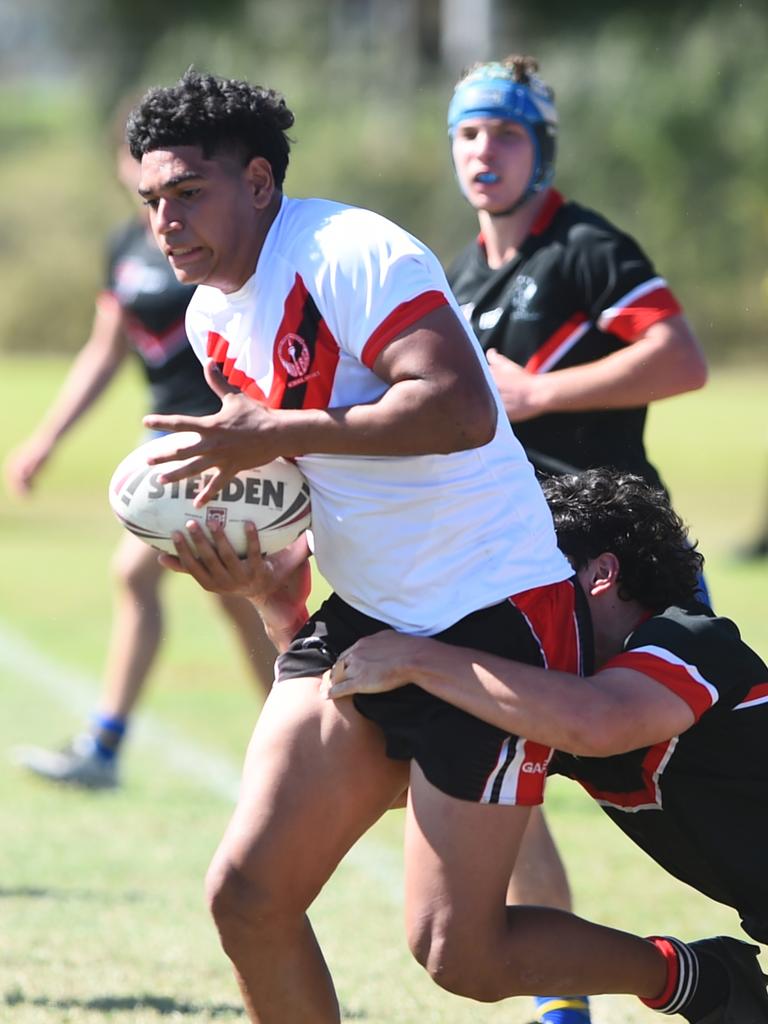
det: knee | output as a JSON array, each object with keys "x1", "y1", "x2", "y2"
[
  {"x1": 407, "y1": 911, "x2": 539, "y2": 1002},
  {"x1": 204, "y1": 853, "x2": 299, "y2": 956},
  {"x1": 111, "y1": 546, "x2": 160, "y2": 598},
  {"x1": 407, "y1": 915, "x2": 499, "y2": 1002},
  {"x1": 206, "y1": 856, "x2": 261, "y2": 934}
]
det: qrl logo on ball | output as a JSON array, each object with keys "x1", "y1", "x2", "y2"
[{"x1": 206, "y1": 507, "x2": 228, "y2": 529}]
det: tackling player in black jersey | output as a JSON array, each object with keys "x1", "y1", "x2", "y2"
[
  {"x1": 442, "y1": 55, "x2": 710, "y2": 1024},
  {"x1": 328, "y1": 467, "x2": 768, "y2": 1024}
]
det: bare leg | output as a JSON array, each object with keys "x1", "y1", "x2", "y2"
[
  {"x1": 509, "y1": 808, "x2": 589, "y2": 1021},
  {"x1": 403, "y1": 764, "x2": 666, "y2": 1003},
  {"x1": 215, "y1": 592, "x2": 276, "y2": 700},
  {"x1": 507, "y1": 806, "x2": 571, "y2": 909},
  {"x1": 99, "y1": 533, "x2": 166, "y2": 719},
  {"x1": 206, "y1": 682, "x2": 409, "y2": 1023}
]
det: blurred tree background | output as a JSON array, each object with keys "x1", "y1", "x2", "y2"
[{"x1": 0, "y1": 0, "x2": 765, "y2": 359}]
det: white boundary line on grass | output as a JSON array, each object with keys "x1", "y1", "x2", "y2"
[{"x1": 0, "y1": 618, "x2": 404, "y2": 903}]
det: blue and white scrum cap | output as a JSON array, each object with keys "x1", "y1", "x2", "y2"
[{"x1": 447, "y1": 63, "x2": 558, "y2": 194}]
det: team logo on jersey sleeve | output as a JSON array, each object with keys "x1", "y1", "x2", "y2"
[{"x1": 277, "y1": 333, "x2": 313, "y2": 385}]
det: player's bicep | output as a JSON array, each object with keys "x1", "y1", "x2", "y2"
[
  {"x1": 372, "y1": 304, "x2": 489, "y2": 389},
  {"x1": 372, "y1": 305, "x2": 498, "y2": 445},
  {"x1": 587, "y1": 667, "x2": 697, "y2": 756},
  {"x1": 626, "y1": 314, "x2": 708, "y2": 390}
]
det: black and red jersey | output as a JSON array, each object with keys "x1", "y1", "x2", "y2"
[
  {"x1": 103, "y1": 220, "x2": 219, "y2": 417},
  {"x1": 447, "y1": 190, "x2": 682, "y2": 485},
  {"x1": 551, "y1": 605, "x2": 768, "y2": 941}
]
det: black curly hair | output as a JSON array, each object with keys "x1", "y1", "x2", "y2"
[
  {"x1": 126, "y1": 68, "x2": 294, "y2": 188},
  {"x1": 541, "y1": 468, "x2": 704, "y2": 610}
]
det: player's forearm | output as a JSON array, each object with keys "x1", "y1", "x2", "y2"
[
  {"x1": 266, "y1": 378, "x2": 496, "y2": 458},
  {"x1": 527, "y1": 316, "x2": 707, "y2": 415},
  {"x1": 33, "y1": 328, "x2": 127, "y2": 445},
  {"x1": 402, "y1": 640, "x2": 598, "y2": 751},
  {"x1": 256, "y1": 602, "x2": 309, "y2": 654}
]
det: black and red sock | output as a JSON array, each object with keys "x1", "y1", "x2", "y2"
[{"x1": 642, "y1": 935, "x2": 729, "y2": 1021}]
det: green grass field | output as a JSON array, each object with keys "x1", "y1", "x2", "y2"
[{"x1": 0, "y1": 355, "x2": 765, "y2": 1023}]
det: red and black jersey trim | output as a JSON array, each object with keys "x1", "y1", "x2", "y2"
[
  {"x1": 476, "y1": 188, "x2": 565, "y2": 252},
  {"x1": 206, "y1": 274, "x2": 341, "y2": 411},
  {"x1": 207, "y1": 331, "x2": 266, "y2": 401},
  {"x1": 601, "y1": 646, "x2": 718, "y2": 722},
  {"x1": 207, "y1": 279, "x2": 450, "y2": 411},
  {"x1": 481, "y1": 577, "x2": 592, "y2": 805},
  {"x1": 530, "y1": 188, "x2": 565, "y2": 236},
  {"x1": 525, "y1": 312, "x2": 591, "y2": 373},
  {"x1": 576, "y1": 737, "x2": 679, "y2": 812},
  {"x1": 734, "y1": 682, "x2": 768, "y2": 710},
  {"x1": 597, "y1": 277, "x2": 682, "y2": 343},
  {"x1": 269, "y1": 275, "x2": 339, "y2": 410}
]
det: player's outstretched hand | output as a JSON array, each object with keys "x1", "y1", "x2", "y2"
[
  {"x1": 325, "y1": 631, "x2": 437, "y2": 699},
  {"x1": 4, "y1": 436, "x2": 53, "y2": 496},
  {"x1": 143, "y1": 361, "x2": 288, "y2": 506}
]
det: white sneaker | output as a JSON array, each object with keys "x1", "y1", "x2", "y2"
[{"x1": 10, "y1": 734, "x2": 119, "y2": 789}]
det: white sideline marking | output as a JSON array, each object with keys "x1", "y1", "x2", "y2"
[{"x1": 0, "y1": 619, "x2": 403, "y2": 902}]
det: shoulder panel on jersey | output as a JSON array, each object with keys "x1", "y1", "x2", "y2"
[
  {"x1": 361, "y1": 290, "x2": 448, "y2": 369},
  {"x1": 597, "y1": 278, "x2": 682, "y2": 343},
  {"x1": 561, "y1": 209, "x2": 678, "y2": 337},
  {"x1": 508, "y1": 577, "x2": 586, "y2": 674},
  {"x1": 601, "y1": 646, "x2": 717, "y2": 721},
  {"x1": 625, "y1": 608, "x2": 766, "y2": 711}
]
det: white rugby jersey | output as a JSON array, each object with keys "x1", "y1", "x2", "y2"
[{"x1": 185, "y1": 196, "x2": 570, "y2": 633}]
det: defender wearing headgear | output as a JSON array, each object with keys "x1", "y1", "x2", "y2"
[
  {"x1": 446, "y1": 53, "x2": 709, "y2": 1024},
  {"x1": 447, "y1": 59, "x2": 557, "y2": 213},
  {"x1": 328, "y1": 467, "x2": 768, "y2": 1024},
  {"x1": 446, "y1": 54, "x2": 707, "y2": 486}
]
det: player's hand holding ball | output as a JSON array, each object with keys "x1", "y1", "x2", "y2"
[
  {"x1": 166, "y1": 518, "x2": 313, "y2": 653},
  {"x1": 109, "y1": 433, "x2": 311, "y2": 557}
]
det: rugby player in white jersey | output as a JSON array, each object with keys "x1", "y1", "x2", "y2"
[{"x1": 126, "y1": 70, "x2": 679, "y2": 1023}]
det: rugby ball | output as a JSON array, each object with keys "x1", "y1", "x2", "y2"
[{"x1": 108, "y1": 432, "x2": 311, "y2": 556}]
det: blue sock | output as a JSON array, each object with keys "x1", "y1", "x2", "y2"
[
  {"x1": 90, "y1": 713, "x2": 127, "y2": 761},
  {"x1": 534, "y1": 996, "x2": 591, "y2": 1024}
]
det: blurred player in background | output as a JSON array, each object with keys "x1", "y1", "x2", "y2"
[
  {"x1": 444, "y1": 54, "x2": 709, "y2": 1024},
  {"x1": 4, "y1": 138, "x2": 275, "y2": 790},
  {"x1": 327, "y1": 467, "x2": 768, "y2": 1024},
  {"x1": 446, "y1": 54, "x2": 707, "y2": 484}
]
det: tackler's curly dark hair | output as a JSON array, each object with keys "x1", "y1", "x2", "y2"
[
  {"x1": 541, "y1": 468, "x2": 704, "y2": 610},
  {"x1": 126, "y1": 68, "x2": 294, "y2": 187}
]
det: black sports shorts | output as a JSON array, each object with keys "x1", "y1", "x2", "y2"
[{"x1": 276, "y1": 579, "x2": 589, "y2": 804}]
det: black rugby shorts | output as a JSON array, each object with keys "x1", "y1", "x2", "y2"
[{"x1": 276, "y1": 580, "x2": 588, "y2": 804}]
